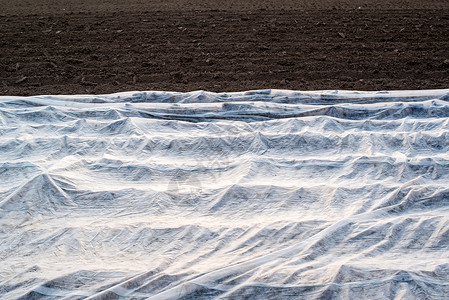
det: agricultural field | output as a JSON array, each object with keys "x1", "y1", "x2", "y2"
[{"x1": 1, "y1": 0, "x2": 449, "y2": 299}]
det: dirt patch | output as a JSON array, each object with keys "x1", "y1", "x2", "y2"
[
  {"x1": 1, "y1": 0, "x2": 448, "y2": 14},
  {"x1": 1, "y1": 1, "x2": 448, "y2": 95}
]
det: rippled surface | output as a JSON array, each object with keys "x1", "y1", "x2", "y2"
[{"x1": 1, "y1": 89, "x2": 449, "y2": 299}]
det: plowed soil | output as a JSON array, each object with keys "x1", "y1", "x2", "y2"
[{"x1": 1, "y1": 0, "x2": 448, "y2": 95}]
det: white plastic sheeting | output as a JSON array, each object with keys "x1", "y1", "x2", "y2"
[{"x1": 1, "y1": 89, "x2": 449, "y2": 299}]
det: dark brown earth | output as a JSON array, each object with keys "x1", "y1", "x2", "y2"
[{"x1": 1, "y1": 0, "x2": 448, "y2": 95}]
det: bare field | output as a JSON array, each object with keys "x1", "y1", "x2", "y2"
[{"x1": 1, "y1": 1, "x2": 448, "y2": 95}]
